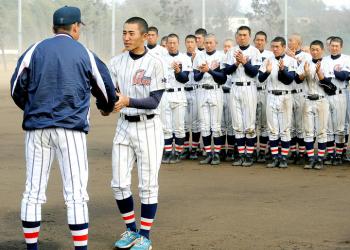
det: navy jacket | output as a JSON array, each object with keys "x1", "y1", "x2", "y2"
[{"x1": 11, "y1": 33, "x2": 117, "y2": 133}]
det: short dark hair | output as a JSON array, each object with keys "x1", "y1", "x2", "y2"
[
  {"x1": 310, "y1": 40, "x2": 324, "y2": 49},
  {"x1": 237, "y1": 26, "x2": 251, "y2": 36},
  {"x1": 125, "y1": 17, "x2": 148, "y2": 34},
  {"x1": 161, "y1": 36, "x2": 168, "y2": 43},
  {"x1": 185, "y1": 34, "x2": 196, "y2": 41},
  {"x1": 168, "y1": 33, "x2": 179, "y2": 41},
  {"x1": 148, "y1": 26, "x2": 158, "y2": 34},
  {"x1": 330, "y1": 36, "x2": 343, "y2": 47},
  {"x1": 195, "y1": 28, "x2": 207, "y2": 36},
  {"x1": 254, "y1": 31, "x2": 267, "y2": 41},
  {"x1": 53, "y1": 24, "x2": 73, "y2": 34},
  {"x1": 271, "y1": 36, "x2": 286, "y2": 46},
  {"x1": 326, "y1": 36, "x2": 335, "y2": 42}
]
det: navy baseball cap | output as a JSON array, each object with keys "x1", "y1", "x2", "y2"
[{"x1": 53, "y1": 6, "x2": 85, "y2": 26}]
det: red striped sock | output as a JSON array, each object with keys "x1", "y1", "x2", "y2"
[{"x1": 69, "y1": 223, "x2": 88, "y2": 249}]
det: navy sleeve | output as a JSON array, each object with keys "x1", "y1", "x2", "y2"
[
  {"x1": 258, "y1": 70, "x2": 270, "y2": 83},
  {"x1": 129, "y1": 89, "x2": 164, "y2": 109},
  {"x1": 278, "y1": 67, "x2": 295, "y2": 85},
  {"x1": 175, "y1": 71, "x2": 190, "y2": 83},
  {"x1": 91, "y1": 54, "x2": 117, "y2": 113},
  {"x1": 208, "y1": 67, "x2": 227, "y2": 85},
  {"x1": 295, "y1": 73, "x2": 303, "y2": 84},
  {"x1": 334, "y1": 70, "x2": 349, "y2": 81},
  {"x1": 10, "y1": 45, "x2": 34, "y2": 110},
  {"x1": 223, "y1": 63, "x2": 238, "y2": 75},
  {"x1": 243, "y1": 61, "x2": 259, "y2": 77},
  {"x1": 193, "y1": 69, "x2": 205, "y2": 82}
]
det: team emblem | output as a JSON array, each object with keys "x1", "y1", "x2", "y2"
[{"x1": 133, "y1": 69, "x2": 151, "y2": 86}]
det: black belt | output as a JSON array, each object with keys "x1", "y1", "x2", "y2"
[
  {"x1": 306, "y1": 94, "x2": 324, "y2": 101},
  {"x1": 222, "y1": 87, "x2": 231, "y2": 93},
  {"x1": 166, "y1": 88, "x2": 182, "y2": 92},
  {"x1": 257, "y1": 86, "x2": 266, "y2": 91},
  {"x1": 122, "y1": 114, "x2": 155, "y2": 122},
  {"x1": 291, "y1": 89, "x2": 303, "y2": 94},
  {"x1": 184, "y1": 86, "x2": 197, "y2": 91},
  {"x1": 201, "y1": 84, "x2": 215, "y2": 90},
  {"x1": 235, "y1": 81, "x2": 251, "y2": 86},
  {"x1": 268, "y1": 90, "x2": 290, "y2": 96}
]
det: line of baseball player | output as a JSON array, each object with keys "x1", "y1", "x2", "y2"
[{"x1": 147, "y1": 25, "x2": 350, "y2": 169}]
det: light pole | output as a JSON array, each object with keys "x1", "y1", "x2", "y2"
[
  {"x1": 202, "y1": 0, "x2": 206, "y2": 28},
  {"x1": 284, "y1": 0, "x2": 288, "y2": 41},
  {"x1": 111, "y1": 0, "x2": 116, "y2": 57},
  {"x1": 18, "y1": 0, "x2": 22, "y2": 55}
]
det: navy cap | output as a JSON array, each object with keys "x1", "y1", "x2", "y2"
[{"x1": 53, "y1": 6, "x2": 85, "y2": 26}]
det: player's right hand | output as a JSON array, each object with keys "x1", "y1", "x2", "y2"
[{"x1": 266, "y1": 60, "x2": 273, "y2": 73}]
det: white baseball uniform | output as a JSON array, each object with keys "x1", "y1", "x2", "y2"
[{"x1": 109, "y1": 50, "x2": 166, "y2": 204}]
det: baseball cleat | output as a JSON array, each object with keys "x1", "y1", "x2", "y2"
[
  {"x1": 279, "y1": 158, "x2": 288, "y2": 168},
  {"x1": 304, "y1": 158, "x2": 316, "y2": 169},
  {"x1": 114, "y1": 229, "x2": 139, "y2": 249},
  {"x1": 314, "y1": 159, "x2": 324, "y2": 170},
  {"x1": 161, "y1": 152, "x2": 172, "y2": 164},
  {"x1": 169, "y1": 152, "x2": 181, "y2": 164},
  {"x1": 200, "y1": 154, "x2": 212, "y2": 165},
  {"x1": 232, "y1": 156, "x2": 244, "y2": 166},
  {"x1": 257, "y1": 152, "x2": 266, "y2": 163},
  {"x1": 267, "y1": 158, "x2": 279, "y2": 168},
  {"x1": 189, "y1": 149, "x2": 199, "y2": 160},
  {"x1": 180, "y1": 149, "x2": 190, "y2": 160},
  {"x1": 242, "y1": 156, "x2": 254, "y2": 167},
  {"x1": 130, "y1": 236, "x2": 152, "y2": 250},
  {"x1": 211, "y1": 153, "x2": 221, "y2": 165}
]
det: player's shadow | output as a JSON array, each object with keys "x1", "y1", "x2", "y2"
[{"x1": 0, "y1": 240, "x2": 62, "y2": 250}]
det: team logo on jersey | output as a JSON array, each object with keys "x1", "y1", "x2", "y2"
[
  {"x1": 133, "y1": 69, "x2": 151, "y2": 86},
  {"x1": 334, "y1": 64, "x2": 342, "y2": 71}
]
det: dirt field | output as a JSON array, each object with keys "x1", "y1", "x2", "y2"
[{"x1": 1, "y1": 68, "x2": 350, "y2": 250}]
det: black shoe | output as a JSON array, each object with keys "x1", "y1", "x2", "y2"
[
  {"x1": 279, "y1": 158, "x2": 288, "y2": 168},
  {"x1": 295, "y1": 155, "x2": 305, "y2": 165},
  {"x1": 314, "y1": 158, "x2": 324, "y2": 170},
  {"x1": 219, "y1": 150, "x2": 227, "y2": 161},
  {"x1": 288, "y1": 152, "x2": 297, "y2": 164},
  {"x1": 169, "y1": 152, "x2": 181, "y2": 164},
  {"x1": 225, "y1": 149, "x2": 234, "y2": 162},
  {"x1": 257, "y1": 152, "x2": 266, "y2": 163},
  {"x1": 242, "y1": 155, "x2": 254, "y2": 167},
  {"x1": 252, "y1": 150, "x2": 258, "y2": 163},
  {"x1": 333, "y1": 156, "x2": 343, "y2": 166},
  {"x1": 200, "y1": 154, "x2": 212, "y2": 165},
  {"x1": 211, "y1": 153, "x2": 221, "y2": 165},
  {"x1": 162, "y1": 151, "x2": 172, "y2": 164},
  {"x1": 267, "y1": 158, "x2": 279, "y2": 168},
  {"x1": 180, "y1": 148, "x2": 190, "y2": 160},
  {"x1": 304, "y1": 158, "x2": 317, "y2": 169},
  {"x1": 232, "y1": 155, "x2": 244, "y2": 166},
  {"x1": 189, "y1": 149, "x2": 199, "y2": 160}
]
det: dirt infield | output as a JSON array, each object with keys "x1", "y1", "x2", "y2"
[{"x1": 1, "y1": 70, "x2": 350, "y2": 250}]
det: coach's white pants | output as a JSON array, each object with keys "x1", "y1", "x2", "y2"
[
  {"x1": 327, "y1": 92, "x2": 347, "y2": 143},
  {"x1": 266, "y1": 93, "x2": 293, "y2": 141},
  {"x1": 198, "y1": 88, "x2": 223, "y2": 137},
  {"x1": 21, "y1": 128, "x2": 89, "y2": 224},
  {"x1": 230, "y1": 85, "x2": 257, "y2": 139},
  {"x1": 111, "y1": 116, "x2": 164, "y2": 204},
  {"x1": 185, "y1": 89, "x2": 200, "y2": 133},
  {"x1": 303, "y1": 98, "x2": 329, "y2": 143},
  {"x1": 221, "y1": 91, "x2": 234, "y2": 135}
]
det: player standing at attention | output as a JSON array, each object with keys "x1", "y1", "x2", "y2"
[
  {"x1": 220, "y1": 38, "x2": 236, "y2": 161},
  {"x1": 195, "y1": 28, "x2": 207, "y2": 52},
  {"x1": 223, "y1": 26, "x2": 262, "y2": 167},
  {"x1": 295, "y1": 40, "x2": 334, "y2": 170},
  {"x1": 286, "y1": 34, "x2": 311, "y2": 165},
  {"x1": 182, "y1": 34, "x2": 201, "y2": 160},
  {"x1": 258, "y1": 37, "x2": 297, "y2": 168},
  {"x1": 323, "y1": 37, "x2": 350, "y2": 165},
  {"x1": 161, "y1": 33, "x2": 192, "y2": 164},
  {"x1": 254, "y1": 31, "x2": 274, "y2": 163},
  {"x1": 146, "y1": 26, "x2": 168, "y2": 58},
  {"x1": 193, "y1": 33, "x2": 227, "y2": 165},
  {"x1": 109, "y1": 17, "x2": 166, "y2": 250},
  {"x1": 11, "y1": 6, "x2": 116, "y2": 250}
]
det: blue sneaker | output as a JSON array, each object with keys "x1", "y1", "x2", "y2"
[
  {"x1": 130, "y1": 236, "x2": 152, "y2": 250},
  {"x1": 114, "y1": 229, "x2": 139, "y2": 249}
]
